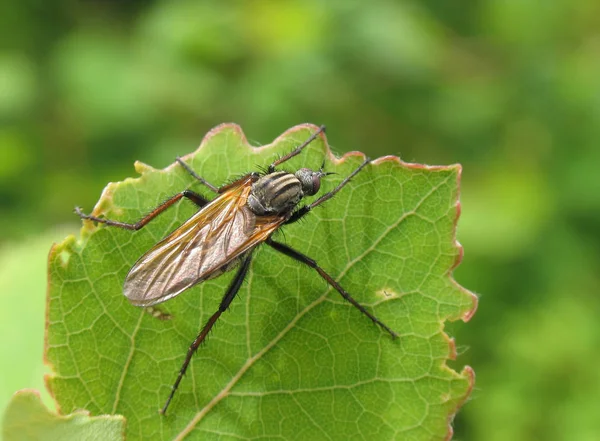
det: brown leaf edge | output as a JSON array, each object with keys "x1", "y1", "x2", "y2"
[{"x1": 370, "y1": 150, "x2": 477, "y2": 441}]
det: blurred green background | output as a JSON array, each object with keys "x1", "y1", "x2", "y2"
[{"x1": 1, "y1": 1, "x2": 599, "y2": 440}]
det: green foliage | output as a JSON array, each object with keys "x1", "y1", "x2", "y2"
[
  {"x1": 45, "y1": 125, "x2": 474, "y2": 440},
  {"x1": 2, "y1": 390, "x2": 124, "y2": 441}
]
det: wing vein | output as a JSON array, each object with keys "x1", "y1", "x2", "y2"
[{"x1": 123, "y1": 176, "x2": 285, "y2": 306}]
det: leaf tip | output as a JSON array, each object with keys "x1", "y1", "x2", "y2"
[
  {"x1": 271, "y1": 122, "x2": 323, "y2": 140},
  {"x1": 133, "y1": 160, "x2": 156, "y2": 175},
  {"x1": 248, "y1": 123, "x2": 328, "y2": 157},
  {"x1": 461, "y1": 291, "x2": 479, "y2": 322},
  {"x1": 204, "y1": 122, "x2": 247, "y2": 145}
]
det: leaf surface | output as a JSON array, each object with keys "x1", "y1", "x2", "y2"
[
  {"x1": 2, "y1": 389, "x2": 124, "y2": 441},
  {"x1": 46, "y1": 124, "x2": 476, "y2": 440}
]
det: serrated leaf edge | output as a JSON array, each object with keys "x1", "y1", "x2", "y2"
[{"x1": 44, "y1": 123, "x2": 477, "y2": 440}]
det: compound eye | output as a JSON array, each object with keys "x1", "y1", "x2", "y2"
[
  {"x1": 295, "y1": 168, "x2": 318, "y2": 196},
  {"x1": 310, "y1": 174, "x2": 321, "y2": 195}
]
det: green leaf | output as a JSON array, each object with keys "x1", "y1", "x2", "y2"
[
  {"x1": 2, "y1": 389, "x2": 124, "y2": 441},
  {"x1": 46, "y1": 124, "x2": 476, "y2": 440}
]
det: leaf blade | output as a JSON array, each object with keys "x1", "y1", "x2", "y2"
[{"x1": 46, "y1": 124, "x2": 476, "y2": 440}]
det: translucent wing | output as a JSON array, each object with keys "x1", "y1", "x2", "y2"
[{"x1": 123, "y1": 175, "x2": 285, "y2": 306}]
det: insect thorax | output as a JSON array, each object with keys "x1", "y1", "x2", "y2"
[{"x1": 247, "y1": 171, "x2": 304, "y2": 216}]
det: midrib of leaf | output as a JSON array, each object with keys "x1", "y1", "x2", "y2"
[{"x1": 172, "y1": 166, "x2": 454, "y2": 440}]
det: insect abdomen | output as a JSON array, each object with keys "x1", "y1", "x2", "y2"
[{"x1": 247, "y1": 171, "x2": 303, "y2": 216}]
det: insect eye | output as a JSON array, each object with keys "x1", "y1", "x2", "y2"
[
  {"x1": 295, "y1": 168, "x2": 317, "y2": 195},
  {"x1": 311, "y1": 174, "x2": 321, "y2": 195}
]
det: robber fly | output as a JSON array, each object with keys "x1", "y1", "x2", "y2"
[{"x1": 75, "y1": 126, "x2": 398, "y2": 414}]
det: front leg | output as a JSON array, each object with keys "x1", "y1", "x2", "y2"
[
  {"x1": 285, "y1": 158, "x2": 371, "y2": 226},
  {"x1": 176, "y1": 157, "x2": 219, "y2": 193}
]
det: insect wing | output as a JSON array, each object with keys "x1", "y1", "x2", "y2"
[{"x1": 123, "y1": 176, "x2": 284, "y2": 306}]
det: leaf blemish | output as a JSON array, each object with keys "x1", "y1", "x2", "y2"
[
  {"x1": 376, "y1": 289, "x2": 402, "y2": 301},
  {"x1": 59, "y1": 250, "x2": 71, "y2": 268}
]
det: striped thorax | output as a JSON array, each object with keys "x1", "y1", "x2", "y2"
[{"x1": 247, "y1": 168, "x2": 325, "y2": 216}]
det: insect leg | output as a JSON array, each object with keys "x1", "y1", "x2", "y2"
[
  {"x1": 160, "y1": 254, "x2": 253, "y2": 415},
  {"x1": 266, "y1": 238, "x2": 398, "y2": 339},
  {"x1": 176, "y1": 157, "x2": 219, "y2": 193},
  {"x1": 285, "y1": 157, "x2": 370, "y2": 225},
  {"x1": 268, "y1": 125, "x2": 326, "y2": 172},
  {"x1": 74, "y1": 190, "x2": 209, "y2": 231}
]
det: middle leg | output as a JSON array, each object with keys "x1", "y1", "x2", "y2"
[{"x1": 160, "y1": 253, "x2": 253, "y2": 415}]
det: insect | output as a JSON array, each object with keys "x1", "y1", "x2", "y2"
[{"x1": 75, "y1": 126, "x2": 398, "y2": 414}]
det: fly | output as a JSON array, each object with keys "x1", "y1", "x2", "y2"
[{"x1": 75, "y1": 126, "x2": 398, "y2": 414}]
